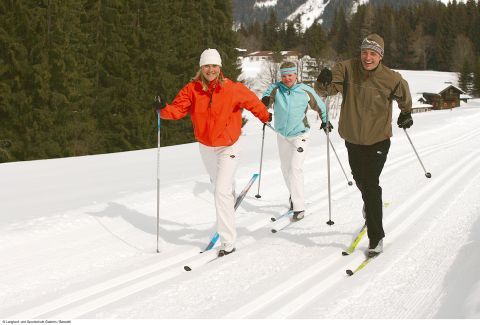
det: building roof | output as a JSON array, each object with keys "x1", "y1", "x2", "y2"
[
  {"x1": 247, "y1": 50, "x2": 301, "y2": 57},
  {"x1": 412, "y1": 94, "x2": 433, "y2": 108},
  {"x1": 421, "y1": 83, "x2": 465, "y2": 95}
]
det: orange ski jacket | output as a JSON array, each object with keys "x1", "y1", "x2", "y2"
[{"x1": 160, "y1": 78, "x2": 270, "y2": 147}]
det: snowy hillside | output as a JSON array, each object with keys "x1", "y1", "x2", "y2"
[
  {"x1": 1, "y1": 69, "x2": 480, "y2": 320},
  {"x1": 234, "y1": 0, "x2": 468, "y2": 30}
]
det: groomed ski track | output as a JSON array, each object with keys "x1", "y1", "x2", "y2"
[{"x1": 2, "y1": 106, "x2": 480, "y2": 319}]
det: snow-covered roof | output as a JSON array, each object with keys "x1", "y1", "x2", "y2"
[
  {"x1": 412, "y1": 94, "x2": 433, "y2": 108},
  {"x1": 247, "y1": 50, "x2": 301, "y2": 57},
  {"x1": 422, "y1": 83, "x2": 465, "y2": 95},
  {"x1": 248, "y1": 51, "x2": 273, "y2": 57}
]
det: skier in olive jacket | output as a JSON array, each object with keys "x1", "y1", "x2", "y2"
[{"x1": 317, "y1": 34, "x2": 413, "y2": 257}]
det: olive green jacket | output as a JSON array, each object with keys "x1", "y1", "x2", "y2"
[{"x1": 318, "y1": 58, "x2": 412, "y2": 145}]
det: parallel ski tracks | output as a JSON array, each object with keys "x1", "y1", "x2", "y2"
[
  {"x1": 225, "y1": 150, "x2": 480, "y2": 318},
  {"x1": 6, "y1": 128, "x2": 480, "y2": 319}
]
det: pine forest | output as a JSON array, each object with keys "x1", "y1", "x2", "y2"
[{"x1": 1, "y1": 0, "x2": 480, "y2": 162}]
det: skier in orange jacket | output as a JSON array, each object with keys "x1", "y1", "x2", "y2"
[{"x1": 160, "y1": 48, "x2": 271, "y2": 256}]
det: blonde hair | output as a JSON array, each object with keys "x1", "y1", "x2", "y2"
[
  {"x1": 280, "y1": 61, "x2": 296, "y2": 69},
  {"x1": 193, "y1": 68, "x2": 225, "y2": 91}
]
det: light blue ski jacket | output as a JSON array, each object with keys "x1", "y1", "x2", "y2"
[{"x1": 262, "y1": 82, "x2": 327, "y2": 137}]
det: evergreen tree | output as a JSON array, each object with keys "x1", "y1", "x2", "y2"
[
  {"x1": 263, "y1": 10, "x2": 279, "y2": 50},
  {"x1": 459, "y1": 58, "x2": 473, "y2": 94},
  {"x1": 329, "y1": 7, "x2": 349, "y2": 59},
  {"x1": 473, "y1": 56, "x2": 480, "y2": 96},
  {"x1": 303, "y1": 23, "x2": 326, "y2": 59}
]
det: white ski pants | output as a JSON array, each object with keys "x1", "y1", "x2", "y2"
[
  {"x1": 277, "y1": 132, "x2": 309, "y2": 212},
  {"x1": 199, "y1": 141, "x2": 240, "y2": 251}
]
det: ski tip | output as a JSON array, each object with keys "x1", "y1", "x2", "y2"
[
  {"x1": 184, "y1": 266, "x2": 192, "y2": 272},
  {"x1": 342, "y1": 251, "x2": 350, "y2": 256},
  {"x1": 346, "y1": 269, "x2": 354, "y2": 276},
  {"x1": 271, "y1": 229, "x2": 277, "y2": 233}
]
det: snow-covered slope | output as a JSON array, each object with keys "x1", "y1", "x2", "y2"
[
  {"x1": 1, "y1": 70, "x2": 480, "y2": 319},
  {"x1": 285, "y1": 0, "x2": 330, "y2": 30},
  {"x1": 234, "y1": 0, "x2": 469, "y2": 31}
]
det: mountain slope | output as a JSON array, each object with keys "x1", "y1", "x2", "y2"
[{"x1": 233, "y1": 0, "x2": 464, "y2": 30}]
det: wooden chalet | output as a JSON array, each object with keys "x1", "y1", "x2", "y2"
[{"x1": 421, "y1": 83, "x2": 466, "y2": 110}]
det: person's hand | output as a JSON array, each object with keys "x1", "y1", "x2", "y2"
[
  {"x1": 317, "y1": 68, "x2": 332, "y2": 86},
  {"x1": 268, "y1": 112, "x2": 272, "y2": 122},
  {"x1": 153, "y1": 96, "x2": 163, "y2": 112},
  {"x1": 320, "y1": 121, "x2": 334, "y2": 133},
  {"x1": 397, "y1": 112, "x2": 413, "y2": 128},
  {"x1": 261, "y1": 96, "x2": 270, "y2": 107}
]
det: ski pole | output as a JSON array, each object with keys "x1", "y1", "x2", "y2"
[
  {"x1": 264, "y1": 123, "x2": 304, "y2": 152},
  {"x1": 154, "y1": 96, "x2": 162, "y2": 253},
  {"x1": 325, "y1": 120, "x2": 334, "y2": 226},
  {"x1": 255, "y1": 124, "x2": 267, "y2": 198},
  {"x1": 403, "y1": 128, "x2": 432, "y2": 178},
  {"x1": 328, "y1": 137, "x2": 353, "y2": 186}
]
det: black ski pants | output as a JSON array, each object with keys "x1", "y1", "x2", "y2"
[{"x1": 345, "y1": 139, "x2": 391, "y2": 243}]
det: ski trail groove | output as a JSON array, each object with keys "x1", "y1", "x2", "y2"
[
  {"x1": 224, "y1": 150, "x2": 480, "y2": 318},
  {"x1": 8, "y1": 126, "x2": 479, "y2": 319}
]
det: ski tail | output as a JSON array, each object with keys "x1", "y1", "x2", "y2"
[
  {"x1": 202, "y1": 173, "x2": 259, "y2": 252},
  {"x1": 346, "y1": 253, "x2": 380, "y2": 276},
  {"x1": 342, "y1": 224, "x2": 367, "y2": 256},
  {"x1": 234, "y1": 173, "x2": 259, "y2": 210},
  {"x1": 270, "y1": 210, "x2": 293, "y2": 222}
]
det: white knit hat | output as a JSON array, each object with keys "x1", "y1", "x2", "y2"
[{"x1": 199, "y1": 48, "x2": 222, "y2": 67}]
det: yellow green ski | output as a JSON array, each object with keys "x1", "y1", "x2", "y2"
[
  {"x1": 346, "y1": 254, "x2": 379, "y2": 276},
  {"x1": 342, "y1": 224, "x2": 367, "y2": 256}
]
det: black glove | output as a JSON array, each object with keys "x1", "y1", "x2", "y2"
[
  {"x1": 397, "y1": 112, "x2": 413, "y2": 129},
  {"x1": 153, "y1": 95, "x2": 163, "y2": 112},
  {"x1": 320, "y1": 121, "x2": 334, "y2": 133},
  {"x1": 261, "y1": 96, "x2": 270, "y2": 107},
  {"x1": 268, "y1": 112, "x2": 272, "y2": 122},
  {"x1": 317, "y1": 68, "x2": 332, "y2": 86}
]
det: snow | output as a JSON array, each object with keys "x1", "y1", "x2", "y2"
[
  {"x1": 254, "y1": 0, "x2": 278, "y2": 8},
  {"x1": 286, "y1": 0, "x2": 330, "y2": 31},
  {"x1": 1, "y1": 62, "x2": 480, "y2": 321},
  {"x1": 439, "y1": 0, "x2": 468, "y2": 4}
]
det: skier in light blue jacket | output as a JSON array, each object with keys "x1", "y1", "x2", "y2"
[{"x1": 262, "y1": 61, "x2": 332, "y2": 220}]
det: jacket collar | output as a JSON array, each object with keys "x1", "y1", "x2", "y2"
[
  {"x1": 278, "y1": 81, "x2": 299, "y2": 92},
  {"x1": 360, "y1": 60, "x2": 384, "y2": 78}
]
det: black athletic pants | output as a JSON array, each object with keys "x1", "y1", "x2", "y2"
[{"x1": 345, "y1": 139, "x2": 391, "y2": 243}]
